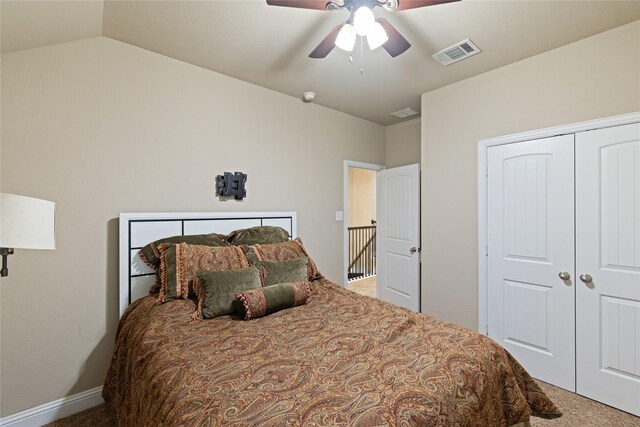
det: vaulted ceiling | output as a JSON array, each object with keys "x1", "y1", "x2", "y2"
[{"x1": 2, "y1": 1, "x2": 640, "y2": 125}]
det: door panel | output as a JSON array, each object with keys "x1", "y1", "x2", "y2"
[
  {"x1": 487, "y1": 134, "x2": 575, "y2": 391},
  {"x1": 504, "y1": 280, "x2": 551, "y2": 352},
  {"x1": 504, "y1": 155, "x2": 550, "y2": 261},
  {"x1": 576, "y1": 123, "x2": 640, "y2": 416},
  {"x1": 377, "y1": 164, "x2": 420, "y2": 311}
]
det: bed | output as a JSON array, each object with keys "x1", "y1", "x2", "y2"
[{"x1": 104, "y1": 212, "x2": 560, "y2": 426}]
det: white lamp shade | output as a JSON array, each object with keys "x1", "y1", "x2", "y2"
[
  {"x1": 353, "y1": 6, "x2": 375, "y2": 36},
  {"x1": 367, "y1": 22, "x2": 389, "y2": 50},
  {"x1": 0, "y1": 193, "x2": 55, "y2": 250},
  {"x1": 335, "y1": 23, "x2": 356, "y2": 52}
]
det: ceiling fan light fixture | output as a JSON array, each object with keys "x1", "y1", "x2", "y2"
[
  {"x1": 382, "y1": 0, "x2": 398, "y2": 11},
  {"x1": 335, "y1": 23, "x2": 356, "y2": 51},
  {"x1": 367, "y1": 22, "x2": 388, "y2": 50},
  {"x1": 353, "y1": 5, "x2": 375, "y2": 36}
]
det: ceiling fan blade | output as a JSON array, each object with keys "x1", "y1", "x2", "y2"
[
  {"x1": 266, "y1": 0, "x2": 332, "y2": 10},
  {"x1": 393, "y1": 0, "x2": 460, "y2": 11},
  {"x1": 309, "y1": 24, "x2": 343, "y2": 58},
  {"x1": 377, "y1": 18, "x2": 411, "y2": 57}
]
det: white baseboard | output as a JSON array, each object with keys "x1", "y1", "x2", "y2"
[{"x1": 0, "y1": 386, "x2": 104, "y2": 427}]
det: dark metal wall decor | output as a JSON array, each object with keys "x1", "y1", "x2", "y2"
[{"x1": 216, "y1": 172, "x2": 247, "y2": 200}]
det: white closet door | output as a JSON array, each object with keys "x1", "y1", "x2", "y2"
[
  {"x1": 576, "y1": 123, "x2": 640, "y2": 416},
  {"x1": 487, "y1": 135, "x2": 575, "y2": 391}
]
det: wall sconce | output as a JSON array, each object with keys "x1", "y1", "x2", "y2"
[{"x1": 0, "y1": 193, "x2": 56, "y2": 277}]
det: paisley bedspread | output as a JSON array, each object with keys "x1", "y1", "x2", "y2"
[{"x1": 103, "y1": 279, "x2": 560, "y2": 426}]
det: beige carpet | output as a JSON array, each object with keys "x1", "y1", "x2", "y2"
[
  {"x1": 43, "y1": 380, "x2": 639, "y2": 426},
  {"x1": 347, "y1": 275, "x2": 377, "y2": 298},
  {"x1": 529, "y1": 381, "x2": 640, "y2": 426}
]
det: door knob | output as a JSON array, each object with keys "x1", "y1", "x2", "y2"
[
  {"x1": 410, "y1": 247, "x2": 417, "y2": 254},
  {"x1": 558, "y1": 272, "x2": 570, "y2": 281},
  {"x1": 579, "y1": 274, "x2": 593, "y2": 284}
]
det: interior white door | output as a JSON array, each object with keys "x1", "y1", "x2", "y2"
[
  {"x1": 487, "y1": 135, "x2": 576, "y2": 391},
  {"x1": 377, "y1": 164, "x2": 420, "y2": 311},
  {"x1": 576, "y1": 123, "x2": 640, "y2": 416}
]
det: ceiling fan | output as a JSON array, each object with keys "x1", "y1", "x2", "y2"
[{"x1": 266, "y1": 0, "x2": 460, "y2": 59}]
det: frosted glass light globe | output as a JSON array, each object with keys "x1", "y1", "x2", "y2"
[
  {"x1": 335, "y1": 23, "x2": 356, "y2": 51},
  {"x1": 367, "y1": 22, "x2": 388, "y2": 50},
  {"x1": 353, "y1": 6, "x2": 375, "y2": 36}
]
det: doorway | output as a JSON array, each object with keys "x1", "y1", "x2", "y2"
[
  {"x1": 343, "y1": 161, "x2": 384, "y2": 295},
  {"x1": 343, "y1": 160, "x2": 421, "y2": 311}
]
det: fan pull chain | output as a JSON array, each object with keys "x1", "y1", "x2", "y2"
[{"x1": 360, "y1": 36, "x2": 364, "y2": 75}]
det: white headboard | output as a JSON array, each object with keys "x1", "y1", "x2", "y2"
[{"x1": 119, "y1": 212, "x2": 297, "y2": 317}]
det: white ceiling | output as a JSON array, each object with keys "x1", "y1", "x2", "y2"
[{"x1": 2, "y1": 1, "x2": 640, "y2": 125}]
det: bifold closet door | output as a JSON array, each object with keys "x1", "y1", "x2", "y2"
[
  {"x1": 487, "y1": 134, "x2": 575, "y2": 391},
  {"x1": 576, "y1": 123, "x2": 640, "y2": 416}
]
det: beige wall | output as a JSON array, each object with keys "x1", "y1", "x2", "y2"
[
  {"x1": 0, "y1": 37, "x2": 385, "y2": 416},
  {"x1": 347, "y1": 168, "x2": 376, "y2": 228},
  {"x1": 385, "y1": 118, "x2": 420, "y2": 168},
  {"x1": 421, "y1": 21, "x2": 640, "y2": 329}
]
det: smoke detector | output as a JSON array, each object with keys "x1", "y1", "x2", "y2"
[
  {"x1": 390, "y1": 108, "x2": 420, "y2": 119},
  {"x1": 432, "y1": 39, "x2": 481, "y2": 66},
  {"x1": 302, "y1": 91, "x2": 316, "y2": 103}
]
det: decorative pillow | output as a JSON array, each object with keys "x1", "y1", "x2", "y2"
[
  {"x1": 157, "y1": 244, "x2": 178, "y2": 302},
  {"x1": 139, "y1": 233, "x2": 228, "y2": 269},
  {"x1": 227, "y1": 226, "x2": 290, "y2": 246},
  {"x1": 248, "y1": 238, "x2": 322, "y2": 281},
  {"x1": 158, "y1": 243, "x2": 248, "y2": 304},
  {"x1": 236, "y1": 281, "x2": 311, "y2": 320},
  {"x1": 253, "y1": 257, "x2": 308, "y2": 287},
  {"x1": 196, "y1": 267, "x2": 262, "y2": 319}
]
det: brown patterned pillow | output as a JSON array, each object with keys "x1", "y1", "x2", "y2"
[
  {"x1": 236, "y1": 281, "x2": 311, "y2": 320},
  {"x1": 157, "y1": 243, "x2": 178, "y2": 302},
  {"x1": 248, "y1": 238, "x2": 322, "y2": 281},
  {"x1": 158, "y1": 243, "x2": 248, "y2": 304},
  {"x1": 139, "y1": 233, "x2": 229, "y2": 269}
]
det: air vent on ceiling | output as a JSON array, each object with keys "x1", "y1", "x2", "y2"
[
  {"x1": 432, "y1": 39, "x2": 481, "y2": 66},
  {"x1": 390, "y1": 108, "x2": 420, "y2": 119}
]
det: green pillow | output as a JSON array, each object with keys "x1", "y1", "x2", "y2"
[
  {"x1": 139, "y1": 233, "x2": 228, "y2": 268},
  {"x1": 196, "y1": 267, "x2": 262, "y2": 319},
  {"x1": 243, "y1": 245, "x2": 259, "y2": 264},
  {"x1": 236, "y1": 281, "x2": 311, "y2": 320},
  {"x1": 227, "y1": 226, "x2": 290, "y2": 246},
  {"x1": 253, "y1": 257, "x2": 308, "y2": 286}
]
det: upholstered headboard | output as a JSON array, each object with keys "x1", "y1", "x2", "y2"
[{"x1": 119, "y1": 212, "x2": 297, "y2": 317}]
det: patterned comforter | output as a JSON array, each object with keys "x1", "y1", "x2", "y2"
[{"x1": 103, "y1": 279, "x2": 560, "y2": 426}]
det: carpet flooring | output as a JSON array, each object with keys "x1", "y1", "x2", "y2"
[
  {"x1": 43, "y1": 380, "x2": 639, "y2": 426},
  {"x1": 347, "y1": 275, "x2": 377, "y2": 298}
]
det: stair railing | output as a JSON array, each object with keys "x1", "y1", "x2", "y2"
[{"x1": 347, "y1": 223, "x2": 376, "y2": 281}]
